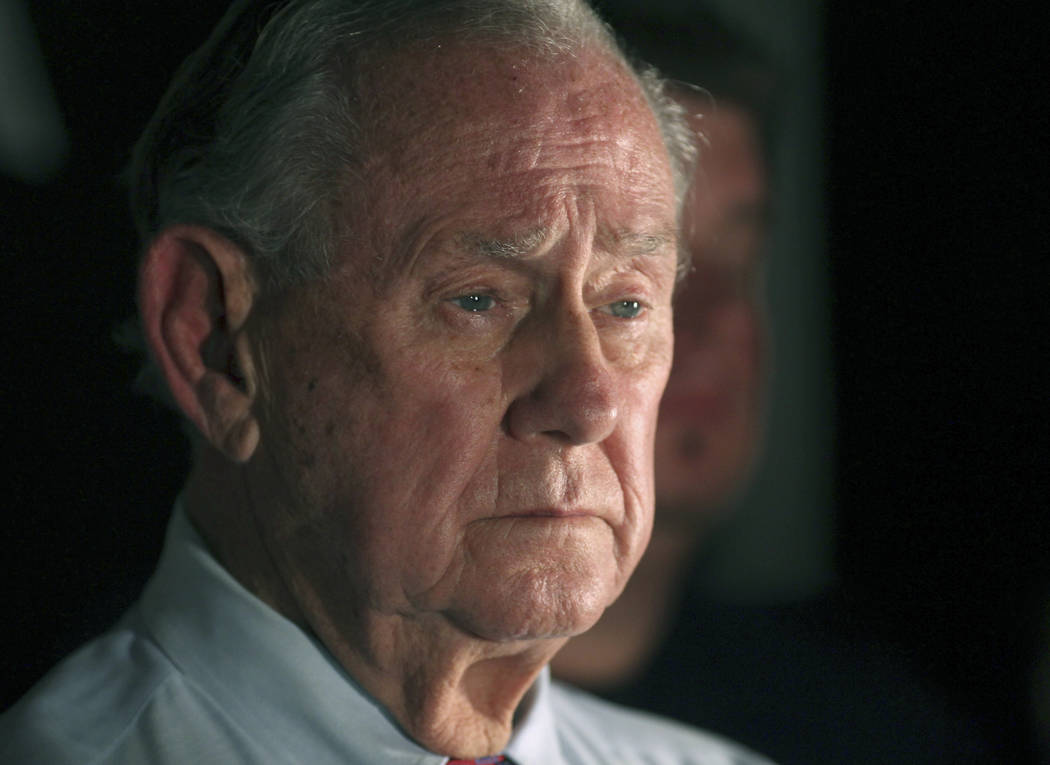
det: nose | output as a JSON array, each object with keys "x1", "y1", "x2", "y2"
[{"x1": 503, "y1": 307, "x2": 620, "y2": 445}]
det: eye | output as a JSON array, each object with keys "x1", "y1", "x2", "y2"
[
  {"x1": 451, "y1": 294, "x2": 496, "y2": 312},
  {"x1": 604, "y1": 299, "x2": 644, "y2": 319}
]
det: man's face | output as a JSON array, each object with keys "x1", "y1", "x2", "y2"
[
  {"x1": 653, "y1": 102, "x2": 768, "y2": 526},
  {"x1": 246, "y1": 44, "x2": 677, "y2": 644}
]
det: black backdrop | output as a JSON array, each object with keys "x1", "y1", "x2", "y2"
[
  {"x1": 2, "y1": 2, "x2": 1044, "y2": 761},
  {"x1": 826, "y1": 4, "x2": 1045, "y2": 761}
]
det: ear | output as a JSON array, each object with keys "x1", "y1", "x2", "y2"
[{"x1": 138, "y1": 224, "x2": 261, "y2": 462}]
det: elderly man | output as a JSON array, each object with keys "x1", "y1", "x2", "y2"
[{"x1": 0, "y1": 1, "x2": 773, "y2": 763}]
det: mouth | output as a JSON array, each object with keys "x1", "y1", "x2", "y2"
[{"x1": 504, "y1": 508, "x2": 595, "y2": 519}]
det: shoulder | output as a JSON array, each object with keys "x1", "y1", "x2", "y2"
[
  {"x1": 0, "y1": 619, "x2": 168, "y2": 764},
  {"x1": 0, "y1": 617, "x2": 261, "y2": 765},
  {"x1": 549, "y1": 680, "x2": 775, "y2": 765}
]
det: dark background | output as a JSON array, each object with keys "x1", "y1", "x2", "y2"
[
  {"x1": 826, "y1": 4, "x2": 1045, "y2": 762},
  {"x1": 2, "y1": 2, "x2": 1045, "y2": 762}
]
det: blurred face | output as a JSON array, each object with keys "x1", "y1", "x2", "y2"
[
  {"x1": 653, "y1": 101, "x2": 768, "y2": 527},
  {"x1": 247, "y1": 44, "x2": 677, "y2": 644}
]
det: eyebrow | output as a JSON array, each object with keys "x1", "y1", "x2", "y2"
[
  {"x1": 604, "y1": 230, "x2": 676, "y2": 257},
  {"x1": 459, "y1": 228, "x2": 550, "y2": 259}
]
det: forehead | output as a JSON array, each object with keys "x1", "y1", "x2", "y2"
[
  {"x1": 348, "y1": 42, "x2": 675, "y2": 262},
  {"x1": 371, "y1": 41, "x2": 656, "y2": 142}
]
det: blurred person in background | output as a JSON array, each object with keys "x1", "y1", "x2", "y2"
[
  {"x1": 551, "y1": 30, "x2": 770, "y2": 694},
  {"x1": 553, "y1": 7, "x2": 1000, "y2": 764}
]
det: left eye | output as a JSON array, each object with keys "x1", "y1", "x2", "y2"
[
  {"x1": 451, "y1": 294, "x2": 496, "y2": 312},
  {"x1": 605, "y1": 299, "x2": 644, "y2": 319}
]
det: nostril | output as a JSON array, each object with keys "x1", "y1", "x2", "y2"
[
  {"x1": 504, "y1": 367, "x2": 620, "y2": 445},
  {"x1": 566, "y1": 398, "x2": 619, "y2": 443}
]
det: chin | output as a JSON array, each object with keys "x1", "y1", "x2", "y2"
[{"x1": 453, "y1": 557, "x2": 617, "y2": 642}]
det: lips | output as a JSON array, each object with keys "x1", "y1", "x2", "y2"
[{"x1": 503, "y1": 508, "x2": 597, "y2": 519}]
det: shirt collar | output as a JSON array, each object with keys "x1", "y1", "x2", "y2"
[
  {"x1": 138, "y1": 503, "x2": 565, "y2": 765},
  {"x1": 504, "y1": 669, "x2": 563, "y2": 764}
]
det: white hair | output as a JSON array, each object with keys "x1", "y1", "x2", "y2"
[{"x1": 130, "y1": 0, "x2": 696, "y2": 291}]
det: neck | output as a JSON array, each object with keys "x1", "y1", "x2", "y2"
[
  {"x1": 324, "y1": 616, "x2": 560, "y2": 757},
  {"x1": 181, "y1": 448, "x2": 558, "y2": 759},
  {"x1": 550, "y1": 523, "x2": 695, "y2": 690}
]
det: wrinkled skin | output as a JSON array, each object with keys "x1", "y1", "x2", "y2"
[
  {"x1": 149, "y1": 36, "x2": 680, "y2": 757},
  {"x1": 244, "y1": 43, "x2": 678, "y2": 654}
]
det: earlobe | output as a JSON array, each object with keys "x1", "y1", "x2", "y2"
[{"x1": 138, "y1": 224, "x2": 261, "y2": 463}]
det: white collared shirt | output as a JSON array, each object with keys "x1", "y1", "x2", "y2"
[{"x1": 0, "y1": 506, "x2": 773, "y2": 764}]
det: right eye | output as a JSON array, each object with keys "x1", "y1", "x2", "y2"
[
  {"x1": 603, "y1": 299, "x2": 645, "y2": 319},
  {"x1": 450, "y1": 294, "x2": 496, "y2": 312}
]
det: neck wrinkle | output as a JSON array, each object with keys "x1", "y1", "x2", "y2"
[
  {"x1": 309, "y1": 603, "x2": 563, "y2": 758},
  {"x1": 183, "y1": 449, "x2": 562, "y2": 759}
]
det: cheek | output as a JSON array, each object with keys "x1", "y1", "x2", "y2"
[
  {"x1": 645, "y1": 335, "x2": 674, "y2": 435},
  {"x1": 616, "y1": 327, "x2": 672, "y2": 463},
  {"x1": 611, "y1": 368, "x2": 669, "y2": 517},
  {"x1": 266, "y1": 359, "x2": 511, "y2": 601},
  {"x1": 355, "y1": 357, "x2": 508, "y2": 543},
  {"x1": 377, "y1": 380, "x2": 502, "y2": 511}
]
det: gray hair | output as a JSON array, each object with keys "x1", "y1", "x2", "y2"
[{"x1": 130, "y1": 0, "x2": 696, "y2": 292}]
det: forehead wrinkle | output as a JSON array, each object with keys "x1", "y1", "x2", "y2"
[
  {"x1": 405, "y1": 73, "x2": 654, "y2": 185},
  {"x1": 354, "y1": 45, "x2": 676, "y2": 287}
]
